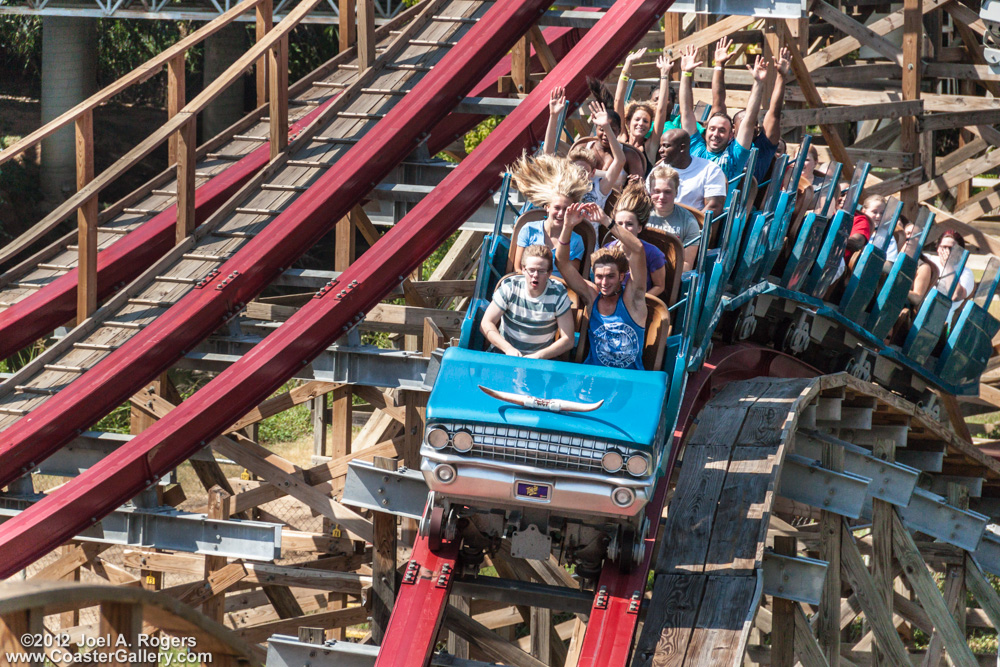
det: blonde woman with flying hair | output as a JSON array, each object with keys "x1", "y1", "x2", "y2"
[{"x1": 511, "y1": 152, "x2": 593, "y2": 279}]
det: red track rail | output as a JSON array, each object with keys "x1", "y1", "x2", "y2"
[
  {"x1": 0, "y1": 0, "x2": 670, "y2": 582},
  {"x1": 0, "y1": 27, "x2": 578, "y2": 363},
  {"x1": 376, "y1": 535, "x2": 460, "y2": 667},
  {"x1": 0, "y1": 0, "x2": 553, "y2": 489},
  {"x1": 576, "y1": 344, "x2": 820, "y2": 666},
  {"x1": 0, "y1": 103, "x2": 332, "y2": 362}
]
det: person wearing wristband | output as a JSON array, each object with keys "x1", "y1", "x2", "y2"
[
  {"x1": 679, "y1": 43, "x2": 768, "y2": 181},
  {"x1": 544, "y1": 92, "x2": 626, "y2": 217},
  {"x1": 481, "y1": 244, "x2": 575, "y2": 359},
  {"x1": 614, "y1": 50, "x2": 673, "y2": 176},
  {"x1": 555, "y1": 195, "x2": 648, "y2": 370},
  {"x1": 511, "y1": 152, "x2": 591, "y2": 278},
  {"x1": 727, "y1": 47, "x2": 792, "y2": 183}
]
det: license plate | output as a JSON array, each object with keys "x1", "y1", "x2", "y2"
[{"x1": 515, "y1": 481, "x2": 550, "y2": 502}]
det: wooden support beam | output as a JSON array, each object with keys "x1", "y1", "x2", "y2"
[
  {"x1": 819, "y1": 443, "x2": 843, "y2": 666},
  {"x1": 772, "y1": 535, "x2": 797, "y2": 667},
  {"x1": 511, "y1": 33, "x2": 531, "y2": 95},
  {"x1": 527, "y1": 25, "x2": 557, "y2": 73},
  {"x1": 167, "y1": 52, "x2": 186, "y2": 165},
  {"x1": 891, "y1": 511, "x2": 979, "y2": 666},
  {"x1": 255, "y1": 0, "x2": 272, "y2": 108},
  {"x1": 900, "y1": 0, "x2": 922, "y2": 220},
  {"x1": 203, "y1": 486, "x2": 230, "y2": 624},
  {"x1": 357, "y1": 0, "x2": 375, "y2": 70},
  {"x1": 871, "y1": 438, "x2": 895, "y2": 667},
  {"x1": 312, "y1": 394, "x2": 328, "y2": 461},
  {"x1": 370, "y1": 455, "x2": 398, "y2": 644},
  {"x1": 964, "y1": 554, "x2": 1000, "y2": 633},
  {"x1": 0, "y1": 609, "x2": 42, "y2": 667},
  {"x1": 268, "y1": 34, "x2": 289, "y2": 160},
  {"x1": 76, "y1": 108, "x2": 97, "y2": 321},
  {"x1": 777, "y1": 21, "x2": 853, "y2": 175},
  {"x1": 445, "y1": 605, "x2": 548, "y2": 667},
  {"x1": 448, "y1": 596, "x2": 471, "y2": 659},
  {"x1": 839, "y1": 520, "x2": 912, "y2": 666},
  {"x1": 175, "y1": 116, "x2": 197, "y2": 245},
  {"x1": 335, "y1": 210, "x2": 356, "y2": 272},
  {"x1": 812, "y1": 1, "x2": 903, "y2": 66},
  {"x1": 338, "y1": 0, "x2": 356, "y2": 53}
]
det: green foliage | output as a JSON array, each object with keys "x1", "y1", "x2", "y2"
[
  {"x1": 285, "y1": 24, "x2": 339, "y2": 83},
  {"x1": 257, "y1": 400, "x2": 313, "y2": 444},
  {"x1": 0, "y1": 13, "x2": 40, "y2": 78},
  {"x1": 464, "y1": 116, "x2": 500, "y2": 155}
]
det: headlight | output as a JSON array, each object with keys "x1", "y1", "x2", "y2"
[
  {"x1": 612, "y1": 487, "x2": 635, "y2": 507},
  {"x1": 452, "y1": 430, "x2": 474, "y2": 452},
  {"x1": 434, "y1": 464, "x2": 457, "y2": 484},
  {"x1": 626, "y1": 454, "x2": 650, "y2": 477},
  {"x1": 427, "y1": 426, "x2": 450, "y2": 450},
  {"x1": 601, "y1": 451, "x2": 624, "y2": 473}
]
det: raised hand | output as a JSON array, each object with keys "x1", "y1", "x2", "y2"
[
  {"x1": 623, "y1": 47, "x2": 648, "y2": 71},
  {"x1": 657, "y1": 54, "x2": 673, "y2": 77},
  {"x1": 579, "y1": 202, "x2": 609, "y2": 227},
  {"x1": 775, "y1": 47, "x2": 791, "y2": 78},
  {"x1": 714, "y1": 36, "x2": 734, "y2": 66},
  {"x1": 680, "y1": 44, "x2": 702, "y2": 73},
  {"x1": 548, "y1": 86, "x2": 566, "y2": 115},
  {"x1": 588, "y1": 101, "x2": 609, "y2": 128},
  {"x1": 565, "y1": 202, "x2": 587, "y2": 228},
  {"x1": 747, "y1": 55, "x2": 769, "y2": 82}
]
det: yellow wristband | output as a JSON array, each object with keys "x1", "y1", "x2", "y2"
[
  {"x1": 682, "y1": 71, "x2": 694, "y2": 78},
  {"x1": 620, "y1": 74, "x2": 630, "y2": 82}
]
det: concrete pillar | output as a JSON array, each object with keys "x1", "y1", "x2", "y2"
[
  {"x1": 40, "y1": 16, "x2": 98, "y2": 201},
  {"x1": 202, "y1": 22, "x2": 246, "y2": 140}
]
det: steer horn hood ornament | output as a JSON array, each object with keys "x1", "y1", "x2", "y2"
[{"x1": 478, "y1": 385, "x2": 604, "y2": 413}]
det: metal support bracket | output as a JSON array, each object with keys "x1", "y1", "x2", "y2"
[
  {"x1": 265, "y1": 635, "x2": 502, "y2": 667},
  {"x1": 895, "y1": 486, "x2": 988, "y2": 552},
  {"x1": 0, "y1": 495, "x2": 281, "y2": 560},
  {"x1": 343, "y1": 460, "x2": 429, "y2": 520},
  {"x1": 796, "y1": 430, "x2": 919, "y2": 507},
  {"x1": 762, "y1": 551, "x2": 828, "y2": 605},
  {"x1": 777, "y1": 453, "x2": 872, "y2": 518}
]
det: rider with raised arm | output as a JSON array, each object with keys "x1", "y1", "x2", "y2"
[
  {"x1": 679, "y1": 43, "x2": 768, "y2": 181},
  {"x1": 614, "y1": 49, "x2": 673, "y2": 175},
  {"x1": 555, "y1": 195, "x2": 648, "y2": 370},
  {"x1": 544, "y1": 91, "x2": 626, "y2": 215}
]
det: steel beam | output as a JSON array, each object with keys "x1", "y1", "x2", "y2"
[
  {"x1": 343, "y1": 460, "x2": 429, "y2": 520},
  {"x1": 0, "y1": 495, "x2": 281, "y2": 560},
  {"x1": 795, "y1": 430, "x2": 918, "y2": 506},
  {"x1": 777, "y1": 453, "x2": 872, "y2": 518},
  {"x1": 451, "y1": 576, "x2": 593, "y2": 615},
  {"x1": 265, "y1": 635, "x2": 504, "y2": 667},
  {"x1": 896, "y1": 487, "x2": 988, "y2": 552},
  {"x1": 762, "y1": 551, "x2": 828, "y2": 605}
]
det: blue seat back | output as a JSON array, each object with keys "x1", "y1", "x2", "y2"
[
  {"x1": 936, "y1": 256, "x2": 1000, "y2": 385},
  {"x1": 802, "y1": 162, "x2": 871, "y2": 297},
  {"x1": 778, "y1": 163, "x2": 843, "y2": 289},
  {"x1": 838, "y1": 197, "x2": 901, "y2": 321},
  {"x1": 865, "y1": 207, "x2": 935, "y2": 339},
  {"x1": 903, "y1": 247, "x2": 969, "y2": 366}
]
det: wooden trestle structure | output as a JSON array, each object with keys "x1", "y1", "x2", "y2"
[{"x1": 8, "y1": 0, "x2": 1000, "y2": 665}]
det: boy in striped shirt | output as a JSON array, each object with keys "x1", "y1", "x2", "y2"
[{"x1": 481, "y1": 245, "x2": 575, "y2": 359}]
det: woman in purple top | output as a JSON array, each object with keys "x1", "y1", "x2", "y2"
[{"x1": 600, "y1": 183, "x2": 666, "y2": 298}]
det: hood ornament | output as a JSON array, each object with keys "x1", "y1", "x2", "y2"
[{"x1": 478, "y1": 385, "x2": 604, "y2": 413}]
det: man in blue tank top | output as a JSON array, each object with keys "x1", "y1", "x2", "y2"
[{"x1": 554, "y1": 191, "x2": 648, "y2": 370}]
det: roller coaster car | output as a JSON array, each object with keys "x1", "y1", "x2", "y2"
[
  {"x1": 418, "y1": 182, "x2": 680, "y2": 574},
  {"x1": 419, "y1": 347, "x2": 669, "y2": 575}
]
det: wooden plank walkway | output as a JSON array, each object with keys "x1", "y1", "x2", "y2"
[
  {"x1": 0, "y1": 0, "x2": 489, "y2": 430},
  {"x1": 0, "y1": 11, "x2": 418, "y2": 308},
  {"x1": 633, "y1": 378, "x2": 816, "y2": 667}
]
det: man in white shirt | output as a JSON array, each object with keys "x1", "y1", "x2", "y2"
[{"x1": 649, "y1": 129, "x2": 727, "y2": 220}]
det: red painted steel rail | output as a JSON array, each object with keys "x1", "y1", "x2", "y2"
[
  {"x1": 0, "y1": 102, "x2": 331, "y2": 361},
  {"x1": 0, "y1": 0, "x2": 669, "y2": 585},
  {"x1": 376, "y1": 534, "x2": 460, "y2": 667},
  {"x1": 0, "y1": 0, "x2": 553, "y2": 490}
]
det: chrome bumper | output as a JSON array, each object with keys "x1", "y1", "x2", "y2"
[{"x1": 420, "y1": 451, "x2": 651, "y2": 520}]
